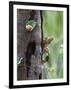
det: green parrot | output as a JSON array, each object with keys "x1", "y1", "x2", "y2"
[{"x1": 26, "y1": 20, "x2": 37, "y2": 32}]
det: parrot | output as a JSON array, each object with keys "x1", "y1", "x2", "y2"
[{"x1": 26, "y1": 20, "x2": 37, "y2": 32}]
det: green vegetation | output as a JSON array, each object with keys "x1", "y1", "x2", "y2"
[{"x1": 42, "y1": 10, "x2": 63, "y2": 79}]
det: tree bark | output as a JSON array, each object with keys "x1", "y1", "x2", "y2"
[{"x1": 17, "y1": 9, "x2": 42, "y2": 80}]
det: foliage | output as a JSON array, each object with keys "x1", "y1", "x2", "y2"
[{"x1": 42, "y1": 10, "x2": 63, "y2": 79}]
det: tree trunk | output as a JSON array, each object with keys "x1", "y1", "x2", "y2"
[{"x1": 17, "y1": 9, "x2": 42, "y2": 80}]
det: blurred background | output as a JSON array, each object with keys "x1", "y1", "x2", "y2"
[{"x1": 42, "y1": 11, "x2": 63, "y2": 79}]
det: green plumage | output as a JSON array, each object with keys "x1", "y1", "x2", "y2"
[
  {"x1": 26, "y1": 20, "x2": 37, "y2": 30},
  {"x1": 43, "y1": 52, "x2": 49, "y2": 63}
]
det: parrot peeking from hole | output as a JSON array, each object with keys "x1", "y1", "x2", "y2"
[{"x1": 25, "y1": 20, "x2": 37, "y2": 32}]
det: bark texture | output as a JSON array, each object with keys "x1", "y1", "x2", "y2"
[{"x1": 17, "y1": 9, "x2": 42, "y2": 80}]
